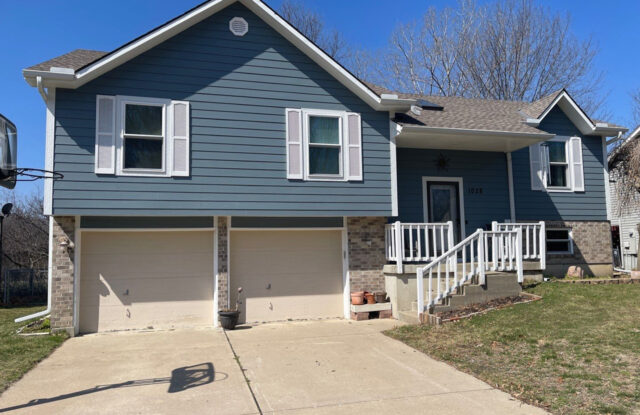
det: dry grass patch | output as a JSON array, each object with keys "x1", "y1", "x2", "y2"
[
  {"x1": 385, "y1": 283, "x2": 640, "y2": 415},
  {"x1": 0, "y1": 306, "x2": 67, "y2": 394}
]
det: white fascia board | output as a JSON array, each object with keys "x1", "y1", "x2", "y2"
[
  {"x1": 536, "y1": 91, "x2": 596, "y2": 135},
  {"x1": 22, "y1": 0, "x2": 413, "y2": 112},
  {"x1": 399, "y1": 124, "x2": 554, "y2": 139}
]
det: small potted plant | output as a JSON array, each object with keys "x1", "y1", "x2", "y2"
[{"x1": 219, "y1": 287, "x2": 243, "y2": 330}]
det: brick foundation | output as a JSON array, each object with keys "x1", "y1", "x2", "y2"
[
  {"x1": 347, "y1": 217, "x2": 386, "y2": 293},
  {"x1": 217, "y1": 216, "x2": 229, "y2": 310},
  {"x1": 545, "y1": 220, "x2": 613, "y2": 277},
  {"x1": 51, "y1": 216, "x2": 76, "y2": 332}
]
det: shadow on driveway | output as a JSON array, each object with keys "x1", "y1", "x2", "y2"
[{"x1": 0, "y1": 363, "x2": 224, "y2": 413}]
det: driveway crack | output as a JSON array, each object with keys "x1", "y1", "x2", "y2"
[{"x1": 223, "y1": 330, "x2": 263, "y2": 415}]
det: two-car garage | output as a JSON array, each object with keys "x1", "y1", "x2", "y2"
[{"x1": 78, "y1": 218, "x2": 346, "y2": 333}]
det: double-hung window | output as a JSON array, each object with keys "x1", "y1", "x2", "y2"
[
  {"x1": 122, "y1": 102, "x2": 165, "y2": 172},
  {"x1": 285, "y1": 108, "x2": 362, "y2": 182},
  {"x1": 529, "y1": 136, "x2": 584, "y2": 192},
  {"x1": 545, "y1": 141, "x2": 569, "y2": 189},
  {"x1": 307, "y1": 113, "x2": 343, "y2": 178},
  {"x1": 94, "y1": 95, "x2": 190, "y2": 177}
]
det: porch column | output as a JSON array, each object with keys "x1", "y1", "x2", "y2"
[{"x1": 506, "y1": 152, "x2": 516, "y2": 222}]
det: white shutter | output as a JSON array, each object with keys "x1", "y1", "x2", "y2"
[
  {"x1": 94, "y1": 95, "x2": 116, "y2": 174},
  {"x1": 570, "y1": 136, "x2": 584, "y2": 192},
  {"x1": 346, "y1": 112, "x2": 363, "y2": 181},
  {"x1": 529, "y1": 142, "x2": 545, "y2": 191},
  {"x1": 286, "y1": 109, "x2": 303, "y2": 180},
  {"x1": 170, "y1": 101, "x2": 190, "y2": 177}
]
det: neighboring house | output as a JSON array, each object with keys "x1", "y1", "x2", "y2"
[
  {"x1": 21, "y1": 0, "x2": 626, "y2": 334},
  {"x1": 608, "y1": 126, "x2": 640, "y2": 270}
]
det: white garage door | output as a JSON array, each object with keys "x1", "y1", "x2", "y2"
[
  {"x1": 80, "y1": 231, "x2": 214, "y2": 333},
  {"x1": 230, "y1": 230, "x2": 344, "y2": 323}
]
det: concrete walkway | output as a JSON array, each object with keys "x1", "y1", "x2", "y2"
[
  {"x1": 0, "y1": 320, "x2": 547, "y2": 414},
  {"x1": 226, "y1": 319, "x2": 547, "y2": 414}
]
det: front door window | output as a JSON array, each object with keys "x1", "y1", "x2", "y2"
[{"x1": 427, "y1": 182, "x2": 461, "y2": 242}]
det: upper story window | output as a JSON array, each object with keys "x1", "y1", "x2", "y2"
[
  {"x1": 307, "y1": 114, "x2": 342, "y2": 177},
  {"x1": 123, "y1": 103, "x2": 165, "y2": 171},
  {"x1": 529, "y1": 136, "x2": 584, "y2": 193},
  {"x1": 545, "y1": 141, "x2": 569, "y2": 189},
  {"x1": 94, "y1": 95, "x2": 190, "y2": 177},
  {"x1": 285, "y1": 108, "x2": 363, "y2": 182}
]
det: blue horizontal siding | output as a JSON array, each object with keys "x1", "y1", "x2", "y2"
[
  {"x1": 396, "y1": 148, "x2": 511, "y2": 236},
  {"x1": 52, "y1": 2, "x2": 391, "y2": 216},
  {"x1": 512, "y1": 106, "x2": 607, "y2": 221}
]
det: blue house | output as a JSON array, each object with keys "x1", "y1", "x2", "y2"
[{"x1": 22, "y1": 0, "x2": 625, "y2": 333}]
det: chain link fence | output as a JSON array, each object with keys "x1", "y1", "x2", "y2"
[{"x1": 0, "y1": 269, "x2": 47, "y2": 306}]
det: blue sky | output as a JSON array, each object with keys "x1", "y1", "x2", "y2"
[{"x1": 2, "y1": 0, "x2": 638, "y2": 196}]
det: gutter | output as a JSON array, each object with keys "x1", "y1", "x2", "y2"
[
  {"x1": 15, "y1": 217, "x2": 53, "y2": 323},
  {"x1": 399, "y1": 124, "x2": 555, "y2": 139}
]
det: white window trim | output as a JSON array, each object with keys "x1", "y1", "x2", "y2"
[
  {"x1": 115, "y1": 95, "x2": 172, "y2": 177},
  {"x1": 544, "y1": 136, "x2": 573, "y2": 193},
  {"x1": 302, "y1": 108, "x2": 348, "y2": 182},
  {"x1": 546, "y1": 228, "x2": 574, "y2": 255}
]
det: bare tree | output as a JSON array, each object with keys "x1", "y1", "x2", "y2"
[
  {"x1": 279, "y1": 0, "x2": 350, "y2": 63},
  {"x1": 0, "y1": 190, "x2": 48, "y2": 271},
  {"x1": 610, "y1": 89, "x2": 640, "y2": 209},
  {"x1": 369, "y1": 0, "x2": 604, "y2": 113}
]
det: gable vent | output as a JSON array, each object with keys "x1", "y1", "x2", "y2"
[{"x1": 229, "y1": 17, "x2": 249, "y2": 36}]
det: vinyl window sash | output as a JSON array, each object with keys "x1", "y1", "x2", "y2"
[
  {"x1": 303, "y1": 110, "x2": 346, "y2": 181},
  {"x1": 546, "y1": 139, "x2": 571, "y2": 191},
  {"x1": 117, "y1": 97, "x2": 170, "y2": 177}
]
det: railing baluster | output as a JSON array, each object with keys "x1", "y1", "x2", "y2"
[
  {"x1": 525, "y1": 225, "x2": 530, "y2": 259},
  {"x1": 445, "y1": 254, "x2": 450, "y2": 294},
  {"x1": 417, "y1": 267, "x2": 424, "y2": 318},
  {"x1": 417, "y1": 225, "x2": 423, "y2": 261},
  {"x1": 408, "y1": 224, "x2": 414, "y2": 261},
  {"x1": 440, "y1": 226, "x2": 445, "y2": 258},
  {"x1": 428, "y1": 268, "x2": 433, "y2": 307}
]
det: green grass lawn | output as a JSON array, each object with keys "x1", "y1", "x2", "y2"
[
  {"x1": 385, "y1": 283, "x2": 640, "y2": 415},
  {"x1": 0, "y1": 306, "x2": 67, "y2": 394}
]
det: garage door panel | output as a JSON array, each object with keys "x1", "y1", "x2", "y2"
[
  {"x1": 80, "y1": 231, "x2": 214, "y2": 333},
  {"x1": 81, "y1": 232, "x2": 212, "y2": 255},
  {"x1": 231, "y1": 230, "x2": 343, "y2": 323}
]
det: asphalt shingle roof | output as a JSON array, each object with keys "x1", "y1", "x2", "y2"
[{"x1": 26, "y1": 49, "x2": 108, "y2": 72}]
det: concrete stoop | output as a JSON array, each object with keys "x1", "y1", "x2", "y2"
[{"x1": 397, "y1": 272, "x2": 522, "y2": 324}]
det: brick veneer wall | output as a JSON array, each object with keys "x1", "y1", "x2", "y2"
[
  {"x1": 546, "y1": 220, "x2": 613, "y2": 276},
  {"x1": 217, "y1": 216, "x2": 229, "y2": 310},
  {"x1": 51, "y1": 216, "x2": 75, "y2": 332},
  {"x1": 347, "y1": 217, "x2": 387, "y2": 292}
]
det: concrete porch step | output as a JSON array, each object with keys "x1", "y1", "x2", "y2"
[{"x1": 406, "y1": 271, "x2": 522, "y2": 314}]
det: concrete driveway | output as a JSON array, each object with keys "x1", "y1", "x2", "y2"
[{"x1": 0, "y1": 320, "x2": 547, "y2": 414}]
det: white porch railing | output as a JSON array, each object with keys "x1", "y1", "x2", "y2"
[
  {"x1": 416, "y1": 228, "x2": 523, "y2": 312},
  {"x1": 385, "y1": 221, "x2": 454, "y2": 273},
  {"x1": 492, "y1": 221, "x2": 546, "y2": 269}
]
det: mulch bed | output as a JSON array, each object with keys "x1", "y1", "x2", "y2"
[{"x1": 435, "y1": 293, "x2": 541, "y2": 323}]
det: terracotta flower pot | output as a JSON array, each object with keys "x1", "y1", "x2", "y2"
[
  {"x1": 631, "y1": 270, "x2": 640, "y2": 280},
  {"x1": 374, "y1": 291, "x2": 387, "y2": 303},
  {"x1": 351, "y1": 291, "x2": 365, "y2": 305},
  {"x1": 364, "y1": 292, "x2": 376, "y2": 304}
]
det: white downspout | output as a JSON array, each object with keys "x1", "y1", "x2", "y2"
[
  {"x1": 36, "y1": 76, "x2": 48, "y2": 102},
  {"x1": 15, "y1": 217, "x2": 53, "y2": 322},
  {"x1": 15, "y1": 77, "x2": 53, "y2": 323}
]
